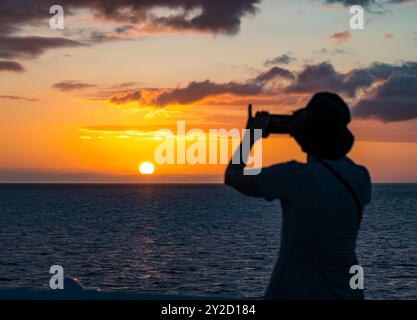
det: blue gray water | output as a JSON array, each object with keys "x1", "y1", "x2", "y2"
[{"x1": 0, "y1": 184, "x2": 416, "y2": 299}]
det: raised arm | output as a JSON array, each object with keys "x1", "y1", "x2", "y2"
[{"x1": 224, "y1": 104, "x2": 270, "y2": 197}]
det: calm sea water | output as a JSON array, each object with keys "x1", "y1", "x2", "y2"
[{"x1": 0, "y1": 184, "x2": 416, "y2": 299}]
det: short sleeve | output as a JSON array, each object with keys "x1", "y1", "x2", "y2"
[{"x1": 256, "y1": 161, "x2": 301, "y2": 201}]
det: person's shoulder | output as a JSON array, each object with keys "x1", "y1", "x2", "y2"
[
  {"x1": 344, "y1": 157, "x2": 372, "y2": 204},
  {"x1": 256, "y1": 161, "x2": 305, "y2": 201},
  {"x1": 260, "y1": 160, "x2": 307, "y2": 181},
  {"x1": 264, "y1": 160, "x2": 305, "y2": 172},
  {"x1": 345, "y1": 157, "x2": 371, "y2": 182}
]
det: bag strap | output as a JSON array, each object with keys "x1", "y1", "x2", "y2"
[{"x1": 317, "y1": 159, "x2": 363, "y2": 222}]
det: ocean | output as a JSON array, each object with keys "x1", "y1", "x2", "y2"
[{"x1": 0, "y1": 184, "x2": 416, "y2": 299}]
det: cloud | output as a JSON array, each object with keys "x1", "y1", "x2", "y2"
[
  {"x1": 0, "y1": 0, "x2": 260, "y2": 72},
  {"x1": 367, "y1": 61, "x2": 417, "y2": 79},
  {"x1": 53, "y1": 81, "x2": 96, "y2": 91},
  {"x1": 312, "y1": 47, "x2": 354, "y2": 55},
  {"x1": 285, "y1": 60, "x2": 417, "y2": 99},
  {"x1": 323, "y1": 0, "x2": 410, "y2": 7},
  {"x1": 283, "y1": 60, "x2": 417, "y2": 122},
  {"x1": 384, "y1": 33, "x2": 395, "y2": 40},
  {"x1": 62, "y1": 27, "x2": 134, "y2": 43},
  {"x1": 109, "y1": 82, "x2": 142, "y2": 89},
  {"x1": 0, "y1": 95, "x2": 38, "y2": 102},
  {"x1": 0, "y1": 0, "x2": 260, "y2": 36},
  {"x1": 388, "y1": 0, "x2": 416, "y2": 3},
  {"x1": 285, "y1": 62, "x2": 343, "y2": 93},
  {"x1": 115, "y1": 25, "x2": 136, "y2": 34},
  {"x1": 254, "y1": 66, "x2": 295, "y2": 83},
  {"x1": 153, "y1": 80, "x2": 263, "y2": 106},
  {"x1": 353, "y1": 75, "x2": 417, "y2": 122},
  {"x1": 329, "y1": 31, "x2": 351, "y2": 44},
  {"x1": 110, "y1": 91, "x2": 142, "y2": 105},
  {"x1": 0, "y1": 60, "x2": 25, "y2": 72},
  {"x1": 126, "y1": 66, "x2": 294, "y2": 107},
  {"x1": 101, "y1": 60, "x2": 417, "y2": 124},
  {"x1": 264, "y1": 53, "x2": 296, "y2": 66},
  {"x1": 0, "y1": 36, "x2": 85, "y2": 60}
]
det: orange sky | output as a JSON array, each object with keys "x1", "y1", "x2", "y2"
[{"x1": 1, "y1": 0, "x2": 417, "y2": 183}]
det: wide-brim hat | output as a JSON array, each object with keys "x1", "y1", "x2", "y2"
[{"x1": 290, "y1": 92, "x2": 354, "y2": 159}]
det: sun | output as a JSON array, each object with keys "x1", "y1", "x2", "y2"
[{"x1": 139, "y1": 162, "x2": 155, "y2": 175}]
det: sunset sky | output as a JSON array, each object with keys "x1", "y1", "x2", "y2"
[{"x1": 1, "y1": 0, "x2": 417, "y2": 183}]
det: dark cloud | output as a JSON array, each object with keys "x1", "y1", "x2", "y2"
[
  {"x1": 0, "y1": 60, "x2": 25, "y2": 72},
  {"x1": 285, "y1": 60, "x2": 417, "y2": 122},
  {"x1": 264, "y1": 53, "x2": 296, "y2": 66},
  {"x1": 153, "y1": 80, "x2": 262, "y2": 106},
  {"x1": 367, "y1": 61, "x2": 417, "y2": 79},
  {"x1": 0, "y1": 0, "x2": 260, "y2": 36},
  {"x1": 0, "y1": 0, "x2": 260, "y2": 72},
  {"x1": 110, "y1": 91, "x2": 142, "y2": 105},
  {"x1": 254, "y1": 66, "x2": 295, "y2": 83},
  {"x1": 388, "y1": 0, "x2": 416, "y2": 3},
  {"x1": 324, "y1": 0, "x2": 374, "y2": 6},
  {"x1": 115, "y1": 25, "x2": 136, "y2": 34},
  {"x1": 53, "y1": 81, "x2": 96, "y2": 91},
  {"x1": 353, "y1": 75, "x2": 417, "y2": 122},
  {"x1": 104, "y1": 67, "x2": 297, "y2": 107},
  {"x1": 106, "y1": 66, "x2": 293, "y2": 106},
  {"x1": 0, "y1": 36, "x2": 84, "y2": 60},
  {"x1": 102, "y1": 60, "x2": 417, "y2": 124},
  {"x1": 285, "y1": 62, "x2": 345, "y2": 94},
  {"x1": 0, "y1": 0, "x2": 408, "y2": 38},
  {"x1": 342, "y1": 69, "x2": 375, "y2": 96},
  {"x1": 324, "y1": 0, "x2": 414, "y2": 8},
  {"x1": 285, "y1": 61, "x2": 417, "y2": 98},
  {"x1": 62, "y1": 28, "x2": 118, "y2": 43}
]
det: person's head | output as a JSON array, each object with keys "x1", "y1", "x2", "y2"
[{"x1": 290, "y1": 92, "x2": 354, "y2": 160}]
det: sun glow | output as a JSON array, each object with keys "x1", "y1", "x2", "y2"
[{"x1": 139, "y1": 161, "x2": 155, "y2": 175}]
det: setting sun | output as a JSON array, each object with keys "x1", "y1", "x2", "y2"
[{"x1": 139, "y1": 162, "x2": 155, "y2": 175}]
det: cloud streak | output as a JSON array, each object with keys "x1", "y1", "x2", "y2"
[
  {"x1": 53, "y1": 81, "x2": 96, "y2": 91},
  {"x1": 110, "y1": 91, "x2": 142, "y2": 105},
  {"x1": 0, "y1": 60, "x2": 25, "y2": 73},
  {"x1": 153, "y1": 80, "x2": 263, "y2": 106},
  {"x1": 323, "y1": 0, "x2": 414, "y2": 8},
  {"x1": 329, "y1": 31, "x2": 351, "y2": 44},
  {"x1": 264, "y1": 53, "x2": 296, "y2": 66},
  {"x1": 0, "y1": 95, "x2": 38, "y2": 102},
  {"x1": 0, "y1": 36, "x2": 85, "y2": 60}
]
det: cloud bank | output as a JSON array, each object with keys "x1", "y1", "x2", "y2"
[
  {"x1": 100, "y1": 60, "x2": 417, "y2": 123},
  {"x1": 0, "y1": 0, "x2": 261, "y2": 36}
]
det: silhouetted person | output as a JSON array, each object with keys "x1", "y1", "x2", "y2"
[{"x1": 225, "y1": 92, "x2": 371, "y2": 300}]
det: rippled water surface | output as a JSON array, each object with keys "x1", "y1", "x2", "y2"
[{"x1": 0, "y1": 184, "x2": 416, "y2": 299}]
